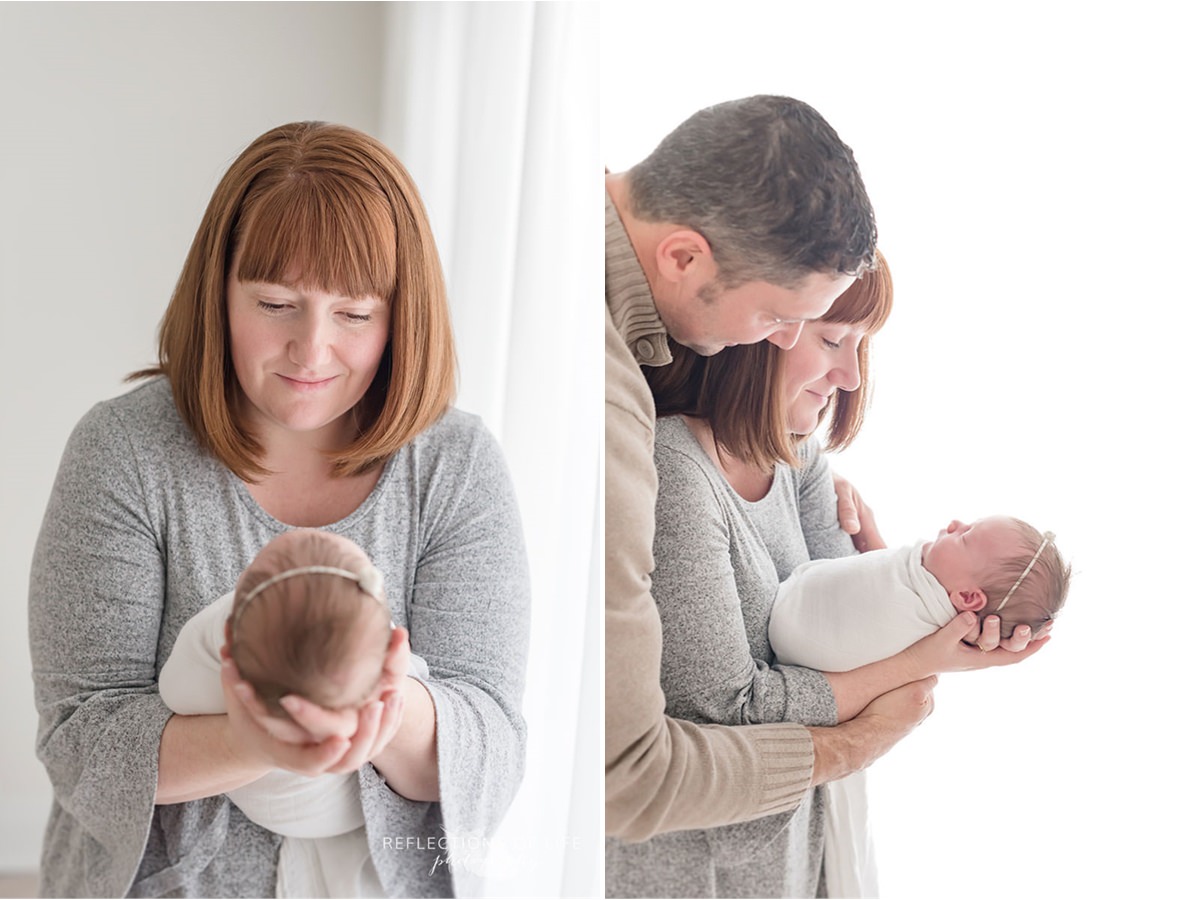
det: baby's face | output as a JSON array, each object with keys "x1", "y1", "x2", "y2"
[{"x1": 922, "y1": 516, "x2": 1022, "y2": 599}]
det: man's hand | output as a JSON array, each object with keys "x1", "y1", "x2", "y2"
[
  {"x1": 831, "y1": 472, "x2": 885, "y2": 552},
  {"x1": 810, "y1": 676, "x2": 937, "y2": 786}
]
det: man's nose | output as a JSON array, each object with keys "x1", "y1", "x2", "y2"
[{"x1": 765, "y1": 321, "x2": 804, "y2": 350}]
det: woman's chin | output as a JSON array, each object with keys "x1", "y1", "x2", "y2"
[{"x1": 786, "y1": 414, "x2": 819, "y2": 436}]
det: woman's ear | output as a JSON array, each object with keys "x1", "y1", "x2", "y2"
[
  {"x1": 654, "y1": 229, "x2": 715, "y2": 285},
  {"x1": 954, "y1": 588, "x2": 988, "y2": 612}
]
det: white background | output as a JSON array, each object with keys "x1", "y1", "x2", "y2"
[
  {"x1": 603, "y1": 3, "x2": 1197, "y2": 898},
  {"x1": 0, "y1": 3, "x2": 601, "y2": 897}
]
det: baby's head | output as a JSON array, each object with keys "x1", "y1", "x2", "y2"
[
  {"x1": 922, "y1": 516, "x2": 1071, "y2": 640},
  {"x1": 227, "y1": 529, "x2": 392, "y2": 717}
]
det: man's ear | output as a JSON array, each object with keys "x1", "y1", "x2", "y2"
[
  {"x1": 955, "y1": 589, "x2": 988, "y2": 612},
  {"x1": 654, "y1": 229, "x2": 716, "y2": 285}
]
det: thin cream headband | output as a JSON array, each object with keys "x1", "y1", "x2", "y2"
[
  {"x1": 229, "y1": 564, "x2": 388, "y2": 635},
  {"x1": 994, "y1": 531, "x2": 1055, "y2": 612}
]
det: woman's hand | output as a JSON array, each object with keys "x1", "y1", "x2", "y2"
[
  {"x1": 975, "y1": 614, "x2": 1054, "y2": 653},
  {"x1": 219, "y1": 654, "x2": 353, "y2": 776},
  {"x1": 219, "y1": 628, "x2": 411, "y2": 777},
  {"x1": 902, "y1": 611, "x2": 1051, "y2": 676},
  {"x1": 831, "y1": 472, "x2": 886, "y2": 552},
  {"x1": 266, "y1": 626, "x2": 412, "y2": 776}
]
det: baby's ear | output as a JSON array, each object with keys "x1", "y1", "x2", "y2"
[{"x1": 954, "y1": 589, "x2": 988, "y2": 612}]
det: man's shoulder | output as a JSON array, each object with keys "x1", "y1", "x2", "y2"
[{"x1": 605, "y1": 309, "x2": 653, "y2": 419}]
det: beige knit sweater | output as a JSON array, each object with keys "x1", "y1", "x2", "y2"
[{"x1": 604, "y1": 192, "x2": 816, "y2": 841}]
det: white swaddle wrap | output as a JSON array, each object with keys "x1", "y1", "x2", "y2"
[{"x1": 769, "y1": 542, "x2": 956, "y2": 898}]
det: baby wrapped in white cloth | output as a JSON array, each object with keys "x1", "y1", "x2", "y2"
[
  {"x1": 159, "y1": 528, "x2": 427, "y2": 897},
  {"x1": 769, "y1": 516, "x2": 1068, "y2": 898}
]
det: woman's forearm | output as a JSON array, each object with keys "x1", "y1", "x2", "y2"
[
  {"x1": 155, "y1": 714, "x2": 271, "y2": 805},
  {"x1": 823, "y1": 650, "x2": 928, "y2": 723},
  {"x1": 371, "y1": 677, "x2": 439, "y2": 801}
]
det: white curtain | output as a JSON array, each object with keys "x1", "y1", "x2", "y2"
[{"x1": 380, "y1": 4, "x2": 602, "y2": 897}]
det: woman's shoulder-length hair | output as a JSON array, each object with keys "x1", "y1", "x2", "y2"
[
  {"x1": 645, "y1": 252, "x2": 893, "y2": 471},
  {"x1": 130, "y1": 121, "x2": 456, "y2": 481}
]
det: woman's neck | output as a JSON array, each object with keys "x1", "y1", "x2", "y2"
[
  {"x1": 681, "y1": 415, "x2": 774, "y2": 502},
  {"x1": 244, "y1": 459, "x2": 383, "y2": 528},
  {"x1": 241, "y1": 411, "x2": 383, "y2": 527}
]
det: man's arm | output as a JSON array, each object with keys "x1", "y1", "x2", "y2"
[
  {"x1": 809, "y1": 676, "x2": 938, "y2": 786},
  {"x1": 606, "y1": 319, "x2": 815, "y2": 840}
]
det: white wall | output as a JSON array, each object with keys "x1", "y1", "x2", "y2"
[
  {"x1": 0, "y1": 0, "x2": 386, "y2": 872},
  {"x1": 603, "y1": 3, "x2": 1197, "y2": 897}
]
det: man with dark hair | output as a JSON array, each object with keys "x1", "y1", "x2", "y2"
[{"x1": 605, "y1": 96, "x2": 937, "y2": 843}]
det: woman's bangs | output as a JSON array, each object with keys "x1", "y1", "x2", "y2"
[
  {"x1": 822, "y1": 253, "x2": 893, "y2": 333},
  {"x1": 823, "y1": 272, "x2": 891, "y2": 332},
  {"x1": 235, "y1": 177, "x2": 396, "y2": 300}
]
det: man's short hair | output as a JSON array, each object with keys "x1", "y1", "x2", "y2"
[{"x1": 627, "y1": 95, "x2": 876, "y2": 287}]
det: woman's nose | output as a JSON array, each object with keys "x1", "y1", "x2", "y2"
[
  {"x1": 830, "y1": 347, "x2": 861, "y2": 391},
  {"x1": 289, "y1": 313, "x2": 332, "y2": 369}
]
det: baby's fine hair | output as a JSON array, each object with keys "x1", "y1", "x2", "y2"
[
  {"x1": 979, "y1": 518, "x2": 1071, "y2": 639},
  {"x1": 229, "y1": 530, "x2": 392, "y2": 715}
]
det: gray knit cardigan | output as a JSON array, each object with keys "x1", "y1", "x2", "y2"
[
  {"x1": 605, "y1": 416, "x2": 855, "y2": 898},
  {"x1": 28, "y1": 378, "x2": 530, "y2": 898}
]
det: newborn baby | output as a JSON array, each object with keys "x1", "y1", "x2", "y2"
[
  {"x1": 769, "y1": 515, "x2": 1070, "y2": 672},
  {"x1": 159, "y1": 528, "x2": 425, "y2": 839},
  {"x1": 768, "y1": 514, "x2": 1070, "y2": 899}
]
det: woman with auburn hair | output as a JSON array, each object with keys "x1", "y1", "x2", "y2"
[
  {"x1": 607, "y1": 253, "x2": 1047, "y2": 897},
  {"x1": 29, "y1": 122, "x2": 529, "y2": 898}
]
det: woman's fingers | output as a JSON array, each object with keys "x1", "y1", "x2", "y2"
[
  {"x1": 369, "y1": 690, "x2": 406, "y2": 758},
  {"x1": 379, "y1": 627, "x2": 412, "y2": 690},
  {"x1": 978, "y1": 617, "x2": 1051, "y2": 656},
  {"x1": 975, "y1": 615, "x2": 1002, "y2": 652},
  {"x1": 967, "y1": 631, "x2": 1050, "y2": 670},
  {"x1": 279, "y1": 694, "x2": 359, "y2": 742},
  {"x1": 998, "y1": 624, "x2": 1034, "y2": 653},
  {"x1": 223, "y1": 638, "x2": 411, "y2": 777},
  {"x1": 220, "y1": 660, "x2": 315, "y2": 770},
  {"x1": 272, "y1": 737, "x2": 353, "y2": 778},
  {"x1": 323, "y1": 700, "x2": 386, "y2": 775},
  {"x1": 831, "y1": 472, "x2": 887, "y2": 551}
]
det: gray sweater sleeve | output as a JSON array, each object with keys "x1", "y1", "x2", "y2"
[
  {"x1": 652, "y1": 439, "x2": 837, "y2": 730},
  {"x1": 361, "y1": 416, "x2": 531, "y2": 899},
  {"x1": 28, "y1": 402, "x2": 176, "y2": 899}
]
